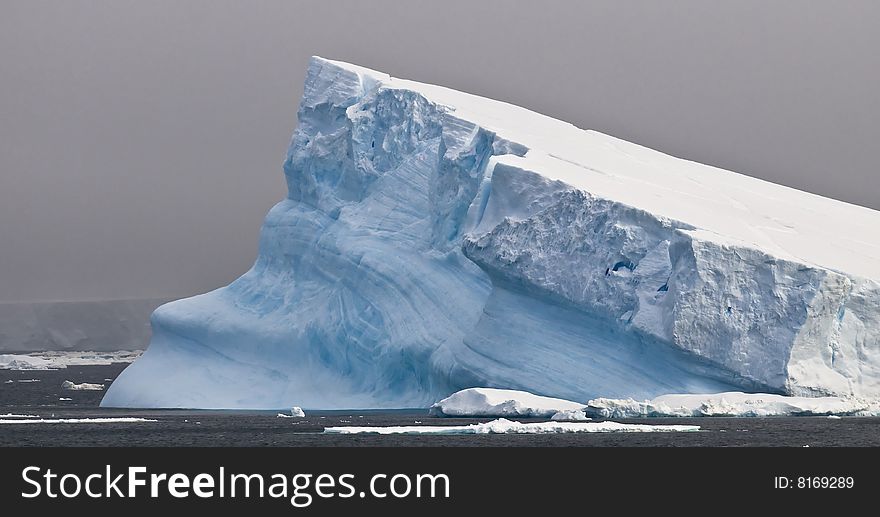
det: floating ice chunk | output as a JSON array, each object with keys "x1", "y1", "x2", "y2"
[
  {"x1": 827, "y1": 415, "x2": 842, "y2": 420},
  {"x1": 17, "y1": 379, "x2": 39, "y2": 383},
  {"x1": 0, "y1": 417, "x2": 157, "y2": 424},
  {"x1": 0, "y1": 413, "x2": 40, "y2": 418},
  {"x1": 277, "y1": 406, "x2": 306, "y2": 418},
  {"x1": 430, "y1": 388, "x2": 584, "y2": 418},
  {"x1": 61, "y1": 380, "x2": 105, "y2": 391},
  {"x1": 59, "y1": 397, "x2": 72, "y2": 401},
  {"x1": 585, "y1": 392, "x2": 880, "y2": 418},
  {"x1": 550, "y1": 409, "x2": 589, "y2": 421},
  {"x1": 0, "y1": 355, "x2": 54, "y2": 370},
  {"x1": 324, "y1": 418, "x2": 699, "y2": 434}
]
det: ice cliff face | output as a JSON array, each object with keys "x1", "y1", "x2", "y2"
[{"x1": 103, "y1": 57, "x2": 880, "y2": 409}]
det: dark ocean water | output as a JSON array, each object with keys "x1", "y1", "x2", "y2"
[{"x1": 2, "y1": 364, "x2": 880, "y2": 447}]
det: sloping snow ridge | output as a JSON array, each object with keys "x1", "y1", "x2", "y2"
[
  {"x1": 430, "y1": 388, "x2": 584, "y2": 417},
  {"x1": 585, "y1": 392, "x2": 880, "y2": 418},
  {"x1": 324, "y1": 418, "x2": 699, "y2": 435},
  {"x1": 103, "y1": 57, "x2": 880, "y2": 409}
]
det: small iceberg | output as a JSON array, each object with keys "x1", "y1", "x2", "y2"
[
  {"x1": 550, "y1": 409, "x2": 589, "y2": 421},
  {"x1": 430, "y1": 388, "x2": 584, "y2": 418},
  {"x1": 61, "y1": 380, "x2": 105, "y2": 391},
  {"x1": 277, "y1": 406, "x2": 306, "y2": 418}
]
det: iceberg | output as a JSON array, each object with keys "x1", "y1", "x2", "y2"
[
  {"x1": 104, "y1": 57, "x2": 880, "y2": 409},
  {"x1": 278, "y1": 407, "x2": 306, "y2": 418},
  {"x1": 430, "y1": 388, "x2": 584, "y2": 418},
  {"x1": 585, "y1": 392, "x2": 880, "y2": 418}
]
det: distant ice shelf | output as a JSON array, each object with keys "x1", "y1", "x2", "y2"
[
  {"x1": 103, "y1": 56, "x2": 880, "y2": 409},
  {"x1": 0, "y1": 299, "x2": 165, "y2": 352},
  {"x1": 0, "y1": 351, "x2": 142, "y2": 370}
]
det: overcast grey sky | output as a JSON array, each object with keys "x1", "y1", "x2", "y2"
[{"x1": 1, "y1": 1, "x2": 878, "y2": 302}]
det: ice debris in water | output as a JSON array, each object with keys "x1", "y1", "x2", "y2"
[{"x1": 585, "y1": 392, "x2": 880, "y2": 418}]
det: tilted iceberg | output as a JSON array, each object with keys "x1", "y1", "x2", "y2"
[{"x1": 103, "y1": 57, "x2": 880, "y2": 409}]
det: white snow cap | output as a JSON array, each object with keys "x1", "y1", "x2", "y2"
[{"x1": 322, "y1": 56, "x2": 880, "y2": 281}]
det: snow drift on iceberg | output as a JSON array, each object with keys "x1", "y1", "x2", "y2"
[{"x1": 103, "y1": 57, "x2": 880, "y2": 409}]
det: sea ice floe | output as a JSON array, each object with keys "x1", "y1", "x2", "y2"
[
  {"x1": 585, "y1": 392, "x2": 880, "y2": 418},
  {"x1": 324, "y1": 418, "x2": 699, "y2": 435},
  {"x1": 0, "y1": 417, "x2": 157, "y2": 424},
  {"x1": 61, "y1": 380, "x2": 105, "y2": 391}
]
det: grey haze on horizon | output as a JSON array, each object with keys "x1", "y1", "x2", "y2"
[{"x1": 2, "y1": 0, "x2": 878, "y2": 303}]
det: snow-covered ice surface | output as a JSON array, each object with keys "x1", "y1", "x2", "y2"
[
  {"x1": 0, "y1": 417, "x2": 157, "y2": 425},
  {"x1": 62, "y1": 380, "x2": 105, "y2": 391},
  {"x1": 430, "y1": 388, "x2": 584, "y2": 417},
  {"x1": 324, "y1": 418, "x2": 699, "y2": 435},
  {"x1": 585, "y1": 392, "x2": 880, "y2": 418},
  {"x1": 104, "y1": 57, "x2": 880, "y2": 409},
  {"x1": 0, "y1": 351, "x2": 142, "y2": 370}
]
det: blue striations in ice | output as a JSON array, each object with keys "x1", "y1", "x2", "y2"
[{"x1": 102, "y1": 58, "x2": 880, "y2": 409}]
